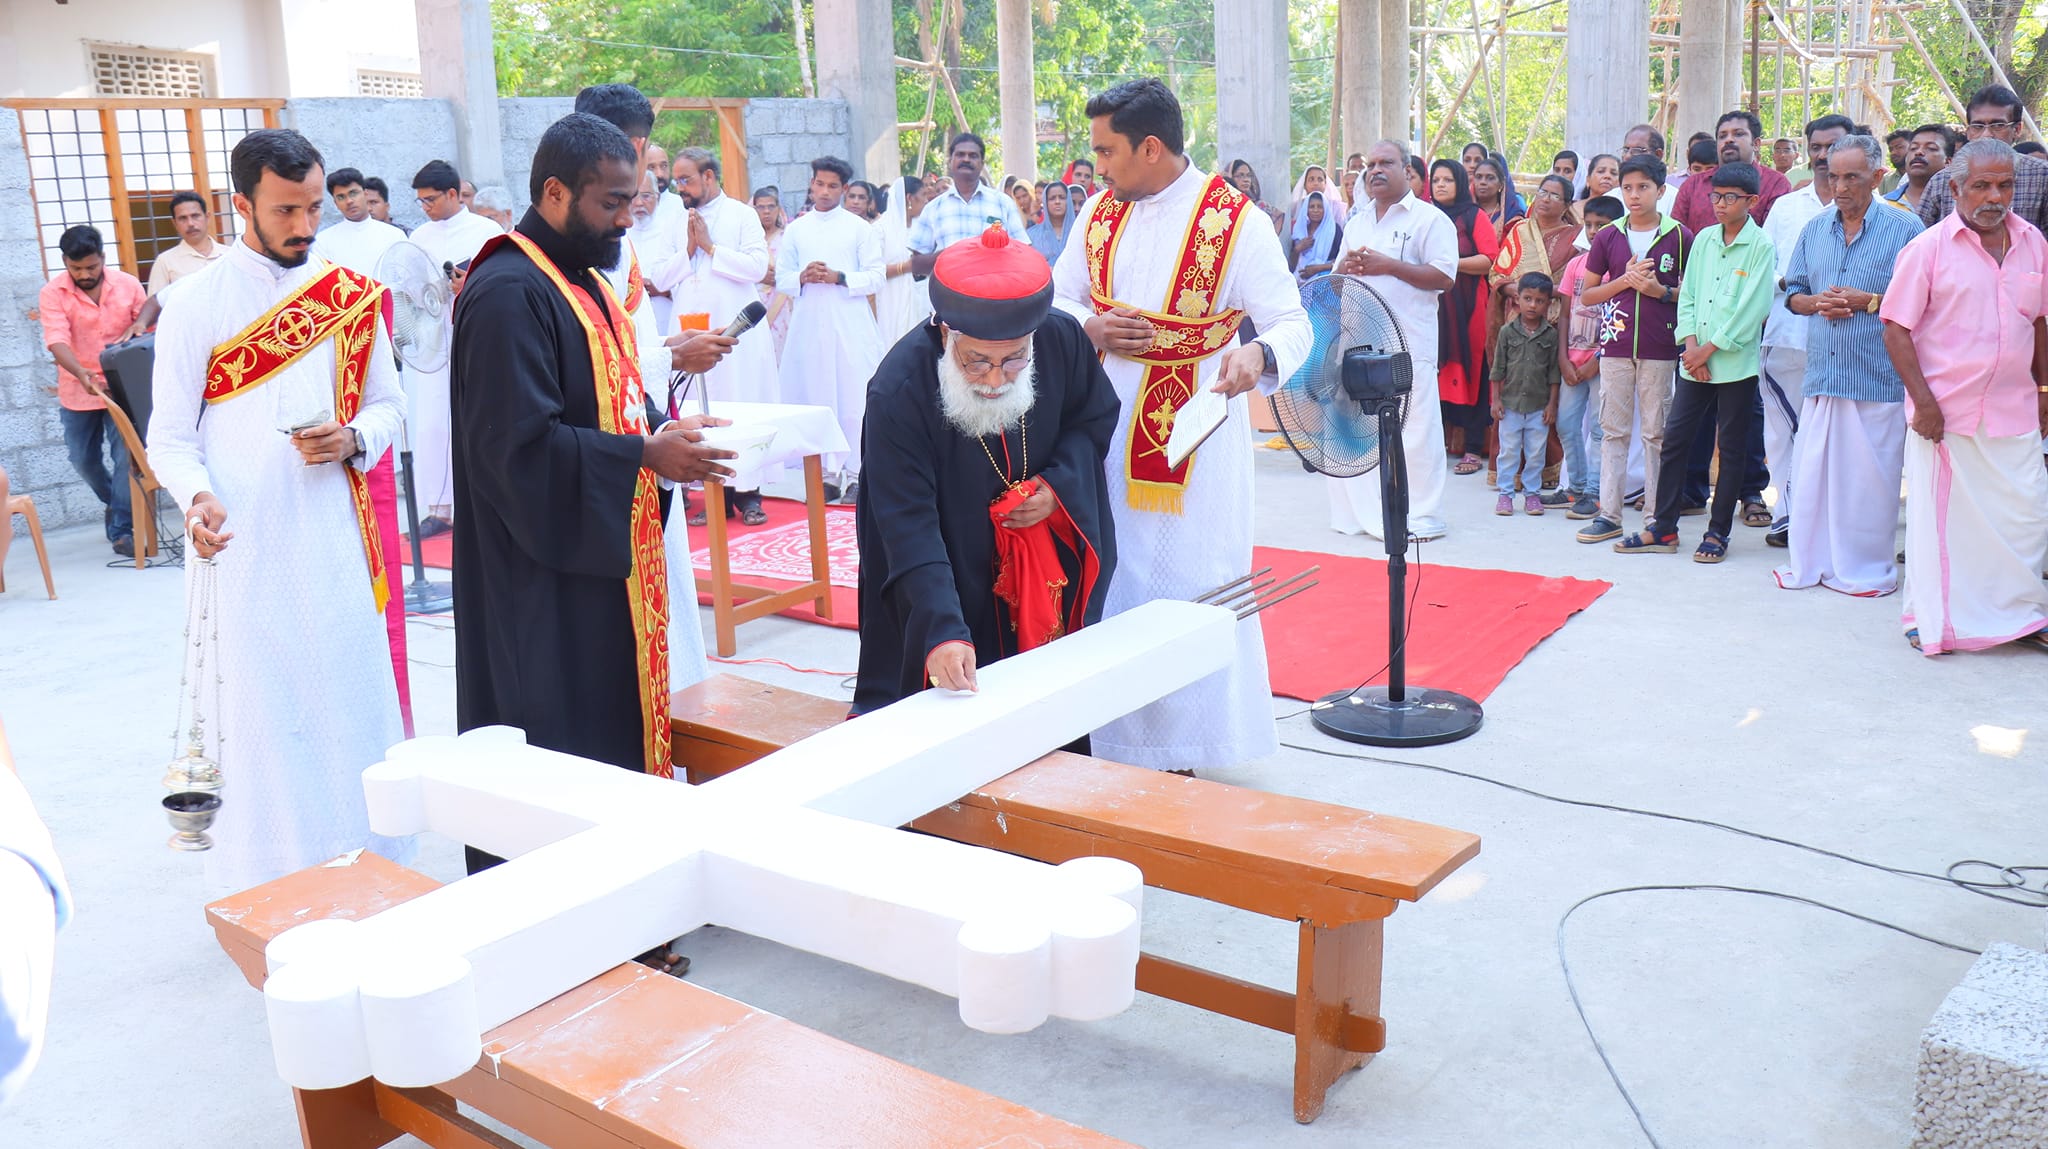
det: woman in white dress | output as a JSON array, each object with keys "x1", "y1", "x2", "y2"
[
  {"x1": 752, "y1": 187, "x2": 790, "y2": 362},
  {"x1": 874, "y1": 174, "x2": 932, "y2": 347}
]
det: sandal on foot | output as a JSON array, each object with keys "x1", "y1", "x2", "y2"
[
  {"x1": 1613, "y1": 529, "x2": 1679, "y2": 554},
  {"x1": 1741, "y1": 501, "x2": 1772, "y2": 528},
  {"x1": 1693, "y1": 531, "x2": 1729, "y2": 564},
  {"x1": 1453, "y1": 453, "x2": 1483, "y2": 476},
  {"x1": 2015, "y1": 628, "x2": 2048, "y2": 652}
]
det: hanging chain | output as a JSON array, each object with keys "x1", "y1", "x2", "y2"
[
  {"x1": 171, "y1": 557, "x2": 223, "y2": 762},
  {"x1": 976, "y1": 415, "x2": 1030, "y2": 492}
]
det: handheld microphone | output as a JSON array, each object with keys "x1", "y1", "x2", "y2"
[{"x1": 719, "y1": 300, "x2": 767, "y2": 339}]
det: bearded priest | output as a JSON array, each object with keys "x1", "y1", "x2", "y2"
[{"x1": 852, "y1": 226, "x2": 1120, "y2": 713}]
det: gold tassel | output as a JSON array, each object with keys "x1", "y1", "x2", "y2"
[{"x1": 1126, "y1": 482, "x2": 1186, "y2": 516}]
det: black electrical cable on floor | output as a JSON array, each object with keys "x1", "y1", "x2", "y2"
[
  {"x1": 1273, "y1": 535, "x2": 1426, "y2": 724},
  {"x1": 1272, "y1": 732, "x2": 2044, "y2": 1146}
]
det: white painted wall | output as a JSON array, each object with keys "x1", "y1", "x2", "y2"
[{"x1": 0, "y1": 0, "x2": 418, "y2": 99}]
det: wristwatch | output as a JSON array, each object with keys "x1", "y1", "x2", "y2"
[
  {"x1": 349, "y1": 428, "x2": 366, "y2": 465},
  {"x1": 1258, "y1": 340, "x2": 1277, "y2": 376},
  {"x1": 1865, "y1": 292, "x2": 1883, "y2": 314}
]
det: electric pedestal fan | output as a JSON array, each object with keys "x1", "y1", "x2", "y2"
[
  {"x1": 1272, "y1": 272, "x2": 1483, "y2": 747},
  {"x1": 375, "y1": 239, "x2": 456, "y2": 615}
]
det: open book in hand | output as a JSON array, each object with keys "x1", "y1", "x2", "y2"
[{"x1": 1165, "y1": 387, "x2": 1228, "y2": 469}]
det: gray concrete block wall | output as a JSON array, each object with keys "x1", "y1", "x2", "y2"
[
  {"x1": 497, "y1": 97, "x2": 577, "y2": 221},
  {"x1": 0, "y1": 108, "x2": 90, "y2": 535},
  {"x1": 744, "y1": 98, "x2": 855, "y2": 214},
  {"x1": 284, "y1": 97, "x2": 460, "y2": 235}
]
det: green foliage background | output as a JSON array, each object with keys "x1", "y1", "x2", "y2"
[{"x1": 491, "y1": 0, "x2": 2048, "y2": 185}]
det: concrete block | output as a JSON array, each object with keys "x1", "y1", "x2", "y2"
[
  {"x1": 761, "y1": 135, "x2": 792, "y2": 165},
  {"x1": 20, "y1": 442, "x2": 72, "y2": 489},
  {"x1": 58, "y1": 480, "x2": 103, "y2": 528},
  {"x1": 806, "y1": 104, "x2": 837, "y2": 135},
  {"x1": 0, "y1": 409, "x2": 45, "y2": 451},
  {"x1": 1913, "y1": 943, "x2": 2048, "y2": 1148}
]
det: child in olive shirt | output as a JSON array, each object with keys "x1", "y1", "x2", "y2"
[{"x1": 1491, "y1": 272, "x2": 1564, "y2": 516}]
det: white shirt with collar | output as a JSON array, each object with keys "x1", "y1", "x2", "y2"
[{"x1": 1338, "y1": 189, "x2": 1459, "y2": 365}]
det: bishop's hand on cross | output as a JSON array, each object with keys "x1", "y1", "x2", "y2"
[{"x1": 257, "y1": 599, "x2": 1245, "y2": 1091}]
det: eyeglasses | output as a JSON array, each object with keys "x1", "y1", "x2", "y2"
[
  {"x1": 959, "y1": 355, "x2": 1030, "y2": 379},
  {"x1": 1621, "y1": 144, "x2": 1654, "y2": 156},
  {"x1": 1967, "y1": 118, "x2": 2021, "y2": 134},
  {"x1": 1708, "y1": 191, "x2": 1755, "y2": 205}
]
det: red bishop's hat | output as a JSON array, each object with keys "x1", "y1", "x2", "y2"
[{"x1": 929, "y1": 225, "x2": 1053, "y2": 340}]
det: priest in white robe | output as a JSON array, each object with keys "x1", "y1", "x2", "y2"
[
  {"x1": 147, "y1": 130, "x2": 411, "y2": 894},
  {"x1": 404, "y1": 160, "x2": 503, "y2": 532},
  {"x1": 314, "y1": 166, "x2": 406, "y2": 277},
  {"x1": 1052, "y1": 79, "x2": 1311, "y2": 773},
  {"x1": 777, "y1": 156, "x2": 885, "y2": 500},
  {"x1": 650, "y1": 146, "x2": 776, "y2": 523},
  {"x1": 1881, "y1": 139, "x2": 2048, "y2": 655}
]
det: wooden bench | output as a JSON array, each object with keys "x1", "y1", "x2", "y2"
[
  {"x1": 672, "y1": 674, "x2": 1483, "y2": 1123},
  {"x1": 207, "y1": 851, "x2": 1136, "y2": 1149}
]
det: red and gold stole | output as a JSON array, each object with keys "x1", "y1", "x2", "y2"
[
  {"x1": 620, "y1": 245, "x2": 647, "y2": 315},
  {"x1": 1084, "y1": 173, "x2": 1251, "y2": 514},
  {"x1": 203, "y1": 261, "x2": 390, "y2": 614},
  {"x1": 473, "y1": 230, "x2": 673, "y2": 778}
]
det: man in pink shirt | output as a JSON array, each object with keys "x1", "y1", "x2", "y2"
[
  {"x1": 37, "y1": 225, "x2": 148, "y2": 556},
  {"x1": 1881, "y1": 138, "x2": 2048, "y2": 655}
]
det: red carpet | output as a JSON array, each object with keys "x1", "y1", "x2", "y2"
[
  {"x1": 1251, "y1": 545, "x2": 1609, "y2": 702},
  {"x1": 403, "y1": 500, "x2": 1609, "y2": 699}
]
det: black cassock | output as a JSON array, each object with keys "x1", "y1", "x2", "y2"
[
  {"x1": 852, "y1": 313, "x2": 1121, "y2": 714},
  {"x1": 450, "y1": 211, "x2": 651, "y2": 783}
]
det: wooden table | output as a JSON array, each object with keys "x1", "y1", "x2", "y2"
[
  {"x1": 208, "y1": 851, "x2": 1136, "y2": 1149},
  {"x1": 694, "y1": 455, "x2": 834, "y2": 657}
]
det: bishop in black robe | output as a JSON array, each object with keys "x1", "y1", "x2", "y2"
[{"x1": 853, "y1": 229, "x2": 1121, "y2": 714}]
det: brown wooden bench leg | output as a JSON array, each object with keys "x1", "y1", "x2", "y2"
[
  {"x1": 1292, "y1": 917, "x2": 1386, "y2": 1123},
  {"x1": 293, "y1": 1082, "x2": 402, "y2": 1149}
]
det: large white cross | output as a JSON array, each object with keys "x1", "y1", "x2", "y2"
[{"x1": 258, "y1": 600, "x2": 1239, "y2": 1090}]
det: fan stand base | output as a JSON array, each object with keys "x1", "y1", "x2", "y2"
[
  {"x1": 405, "y1": 579, "x2": 454, "y2": 615},
  {"x1": 1309, "y1": 686, "x2": 1484, "y2": 748}
]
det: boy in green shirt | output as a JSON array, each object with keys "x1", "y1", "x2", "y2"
[{"x1": 1616, "y1": 161, "x2": 1777, "y2": 563}]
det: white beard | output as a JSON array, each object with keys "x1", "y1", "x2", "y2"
[{"x1": 937, "y1": 335, "x2": 1037, "y2": 440}]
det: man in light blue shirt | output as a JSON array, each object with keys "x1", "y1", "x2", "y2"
[
  {"x1": 908, "y1": 132, "x2": 1030, "y2": 275},
  {"x1": 1773, "y1": 134, "x2": 1924, "y2": 596}
]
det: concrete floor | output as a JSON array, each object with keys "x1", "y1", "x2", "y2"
[{"x1": 1, "y1": 447, "x2": 2043, "y2": 1149}]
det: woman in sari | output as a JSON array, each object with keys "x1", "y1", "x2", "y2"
[
  {"x1": 1289, "y1": 191, "x2": 1341, "y2": 283},
  {"x1": 1429, "y1": 159, "x2": 1500, "y2": 473},
  {"x1": 1487, "y1": 173, "x2": 1580, "y2": 487},
  {"x1": 1406, "y1": 155, "x2": 1429, "y2": 200},
  {"x1": 1473, "y1": 153, "x2": 1524, "y2": 236},
  {"x1": 1461, "y1": 142, "x2": 1488, "y2": 182},
  {"x1": 751, "y1": 186, "x2": 790, "y2": 362},
  {"x1": 1289, "y1": 164, "x2": 1346, "y2": 233},
  {"x1": 1579, "y1": 152, "x2": 1621, "y2": 201}
]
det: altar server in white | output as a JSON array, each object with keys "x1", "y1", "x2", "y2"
[
  {"x1": 315, "y1": 167, "x2": 406, "y2": 276},
  {"x1": 1882, "y1": 138, "x2": 2048, "y2": 655},
  {"x1": 404, "y1": 159, "x2": 502, "y2": 534},
  {"x1": 1052, "y1": 80, "x2": 1311, "y2": 773},
  {"x1": 777, "y1": 155, "x2": 884, "y2": 501},
  {"x1": 1772, "y1": 136, "x2": 1921, "y2": 596},
  {"x1": 147, "y1": 130, "x2": 411, "y2": 893}
]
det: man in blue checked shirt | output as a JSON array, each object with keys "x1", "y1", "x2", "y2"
[
  {"x1": 1772, "y1": 134, "x2": 1923, "y2": 597},
  {"x1": 908, "y1": 132, "x2": 1031, "y2": 276}
]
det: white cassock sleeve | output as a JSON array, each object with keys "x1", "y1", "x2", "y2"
[
  {"x1": 1226, "y1": 216, "x2": 1313, "y2": 395},
  {"x1": 774, "y1": 220, "x2": 803, "y2": 298},
  {"x1": 714, "y1": 204, "x2": 771, "y2": 290},
  {"x1": 348, "y1": 313, "x2": 407, "y2": 472},
  {"x1": 145, "y1": 285, "x2": 216, "y2": 512},
  {"x1": 843, "y1": 219, "x2": 884, "y2": 297},
  {"x1": 0, "y1": 763, "x2": 70, "y2": 1107}
]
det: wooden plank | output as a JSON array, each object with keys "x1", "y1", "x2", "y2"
[
  {"x1": 371, "y1": 1084, "x2": 524, "y2": 1149},
  {"x1": 804, "y1": 455, "x2": 835, "y2": 620},
  {"x1": 911, "y1": 799, "x2": 1400, "y2": 925},
  {"x1": 211, "y1": 857, "x2": 1140, "y2": 1149},
  {"x1": 1292, "y1": 918, "x2": 1384, "y2": 1124},
  {"x1": 714, "y1": 103, "x2": 749, "y2": 199},
  {"x1": 1136, "y1": 952, "x2": 1293, "y2": 1034},
  {"x1": 703, "y1": 480, "x2": 735, "y2": 655},
  {"x1": 294, "y1": 1082, "x2": 404, "y2": 1149},
  {"x1": 98, "y1": 107, "x2": 136, "y2": 274}
]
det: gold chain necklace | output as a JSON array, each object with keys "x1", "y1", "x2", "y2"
[{"x1": 977, "y1": 416, "x2": 1029, "y2": 492}]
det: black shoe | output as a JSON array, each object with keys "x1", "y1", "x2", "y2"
[
  {"x1": 112, "y1": 534, "x2": 134, "y2": 558},
  {"x1": 417, "y1": 515, "x2": 453, "y2": 539},
  {"x1": 835, "y1": 480, "x2": 859, "y2": 506},
  {"x1": 822, "y1": 481, "x2": 842, "y2": 503}
]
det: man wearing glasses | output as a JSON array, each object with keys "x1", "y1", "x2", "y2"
[
  {"x1": 1621, "y1": 123, "x2": 1680, "y2": 214},
  {"x1": 404, "y1": 159, "x2": 504, "y2": 536},
  {"x1": 1916, "y1": 85, "x2": 2048, "y2": 233}
]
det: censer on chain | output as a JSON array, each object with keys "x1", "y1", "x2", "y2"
[{"x1": 162, "y1": 556, "x2": 223, "y2": 850}]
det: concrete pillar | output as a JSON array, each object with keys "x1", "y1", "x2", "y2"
[
  {"x1": 814, "y1": 0, "x2": 902, "y2": 182},
  {"x1": 1339, "y1": 0, "x2": 1384, "y2": 161},
  {"x1": 994, "y1": 0, "x2": 1037, "y2": 180},
  {"x1": 1214, "y1": 0, "x2": 1289, "y2": 190},
  {"x1": 1564, "y1": 0, "x2": 1650, "y2": 168},
  {"x1": 1379, "y1": 0, "x2": 1411, "y2": 145},
  {"x1": 1676, "y1": 0, "x2": 1741, "y2": 143},
  {"x1": 415, "y1": 0, "x2": 504, "y2": 188}
]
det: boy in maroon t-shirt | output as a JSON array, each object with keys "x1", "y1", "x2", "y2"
[{"x1": 1573, "y1": 155, "x2": 1692, "y2": 543}]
